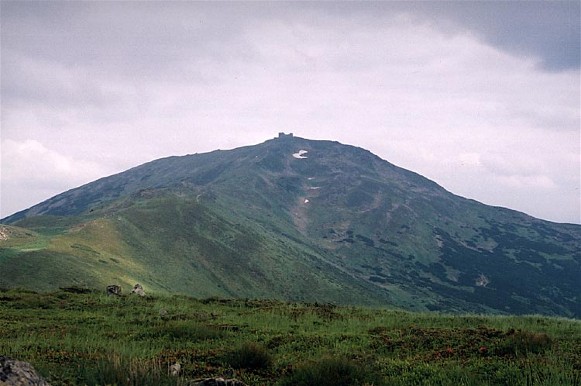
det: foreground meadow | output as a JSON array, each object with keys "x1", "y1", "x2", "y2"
[{"x1": 1, "y1": 288, "x2": 579, "y2": 385}]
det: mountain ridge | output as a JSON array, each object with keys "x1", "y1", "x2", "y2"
[{"x1": 1, "y1": 135, "x2": 579, "y2": 317}]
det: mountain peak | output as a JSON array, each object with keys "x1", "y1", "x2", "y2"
[{"x1": 1, "y1": 137, "x2": 579, "y2": 317}]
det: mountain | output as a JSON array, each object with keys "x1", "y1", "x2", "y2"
[{"x1": 1, "y1": 134, "x2": 580, "y2": 317}]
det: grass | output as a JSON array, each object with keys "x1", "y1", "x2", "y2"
[
  {"x1": 278, "y1": 356, "x2": 378, "y2": 386},
  {"x1": 0, "y1": 289, "x2": 580, "y2": 385}
]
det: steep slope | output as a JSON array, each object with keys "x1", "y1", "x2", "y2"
[{"x1": 1, "y1": 135, "x2": 580, "y2": 316}]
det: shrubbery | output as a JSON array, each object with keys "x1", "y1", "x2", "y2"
[
  {"x1": 494, "y1": 330, "x2": 553, "y2": 356},
  {"x1": 278, "y1": 356, "x2": 380, "y2": 386},
  {"x1": 226, "y1": 342, "x2": 273, "y2": 370}
]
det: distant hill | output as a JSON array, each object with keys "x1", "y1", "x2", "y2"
[{"x1": 1, "y1": 135, "x2": 579, "y2": 317}]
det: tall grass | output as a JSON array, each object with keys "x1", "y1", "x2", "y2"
[{"x1": 1, "y1": 289, "x2": 579, "y2": 385}]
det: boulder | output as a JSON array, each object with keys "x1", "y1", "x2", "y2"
[
  {"x1": 130, "y1": 283, "x2": 146, "y2": 297},
  {"x1": 0, "y1": 356, "x2": 51, "y2": 386},
  {"x1": 169, "y1": 362, "x2": 181, "y2": 376},
  {"x1": 106, "y1": 284, "x2": 122, "y2": 296}
]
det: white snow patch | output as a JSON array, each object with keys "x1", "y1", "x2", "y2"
[
  {"x1": 308, "y1": 186, "x2": 321, "y2": 190},
  {"x1": 304, "y1": 199, "x2": 310, "y2": 203},
  {"x1": 292, "y1": 150, "x2": 308, "y2": 159}
]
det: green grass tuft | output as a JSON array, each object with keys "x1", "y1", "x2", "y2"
[
  {"x1": 226, "y1": 342, "x2": 273, "y2": 371},
  {"x1": 278, "y1": 356, "x2": 379, "y2": 386}
]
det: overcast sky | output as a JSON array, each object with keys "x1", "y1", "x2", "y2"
[{"x1": 1, "y1": 1, "x2": 580, "y2": 224}]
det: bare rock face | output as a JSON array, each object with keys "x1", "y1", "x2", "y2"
[
  {"x1": 0, "y1": 356, "x2": 51, "y2": 386},
  {"x1": 130, "y1": 283, "x2": 146, "y2": 297},
  {"x1": 106, "y1": 284, "x2": 122, "y2": 296}
]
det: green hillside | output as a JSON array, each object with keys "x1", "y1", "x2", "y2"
[{"x1": 1, "y1": 136, "x2": 580, "y2": 316}]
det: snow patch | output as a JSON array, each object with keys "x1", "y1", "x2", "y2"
[
  {"x1": 292, "y1": 150, "x2": 308, "y2": 159},
  {"x1": 304, "y1": 199, "x2": 310, "y2": 203}
]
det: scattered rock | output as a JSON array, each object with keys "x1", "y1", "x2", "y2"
[
  {"x1": 169, "y1": 362, "x2": 181, "y2": 376},
  {"x1": 0, "y1": 356, "x2": 51, "y2": 385},
  {"x1": 130, "y1": 283, "x2": 146, "y2": 297},
  {"x1": 106, "y1": 284, "x2": 122, "y2": 296},
  {"x1": 190, "y1": 378, "x2": 247, "y2": 386}
]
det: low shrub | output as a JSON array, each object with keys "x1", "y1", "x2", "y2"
[
  {"x1": 494, "y1": 330, "x2": 553, "y2": 356},
  {"x1": 226, "y1": 342, "x2": 272, "y2": 370},
  {"x1": 278, "y1": 356, "x2": 380, "y2": 386}
]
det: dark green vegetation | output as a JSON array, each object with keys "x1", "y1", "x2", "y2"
[
  {"x1": 1, "y1": 289, "x2": 580, "y2": 385},
  {"x1": 1, "y1": 136, "x2": 580, "y2": 316}
]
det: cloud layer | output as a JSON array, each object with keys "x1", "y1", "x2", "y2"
[{"x1": 1, "y1": 2, "x2": 579, "y2": 223}]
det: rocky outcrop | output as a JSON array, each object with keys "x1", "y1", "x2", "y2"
[
  {"x1": 106, "y1": 285, "x2": 122, "y2": 296},
  {"x1": 130, "y1": 283, "x2": 146, "y2": 296},
  {"x1": 0, "y1": 356, "x2": 51, "y2": 386}
]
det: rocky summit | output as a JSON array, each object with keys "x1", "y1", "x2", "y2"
[{"x1": 1, "y1": 135, "x2": 579, "y2": 317}]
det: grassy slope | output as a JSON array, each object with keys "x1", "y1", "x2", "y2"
[
  {"x1": 0, "y1": 221, "x2": 150, "y2": 292},
  {"x1": 1, "y1": 187, "x2": 579, "y2": 316},
  {"x1": 0, "y1": 195, "x2": 390, "y2": 306},
  {"x1": 1, "y1": 289, "x2": 579, "y2": 385}
]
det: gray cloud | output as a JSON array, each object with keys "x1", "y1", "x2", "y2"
[
  {"x1": 412, "y1": 1, "x2": 580, "y2": 71},
  {"x1": 1, "y1": 1, "x2": 579, "y2": 223},
  {"x1": 5, "y1": 1, "x2": 577, "y2": 74},
  {"x1": 303, "y1": 1, "x2": 580, "y2": 71}
]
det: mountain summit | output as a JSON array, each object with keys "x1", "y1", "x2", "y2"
[{"x1": 1, "y1": 135, "x2": 580, "y2": 316}]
